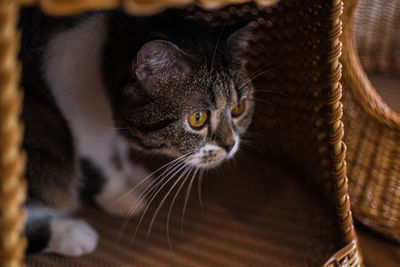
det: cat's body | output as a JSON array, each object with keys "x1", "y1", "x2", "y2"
[{"x1": 20, "y1": 8, "x2": 255, "y2": 256}]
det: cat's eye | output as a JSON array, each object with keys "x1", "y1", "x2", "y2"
[
  {"x1": 231, "y1": 99, "x2": 246, "y2": 117},
  {"x1": 188, "y1": 111, "x2": 208, "y2": 129}
]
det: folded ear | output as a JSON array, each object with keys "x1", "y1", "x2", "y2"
[{"x1": 133, "y1": 40, "x2": 191, "y2": 91}]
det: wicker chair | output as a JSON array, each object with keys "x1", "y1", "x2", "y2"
[
  {"x1": 343, "y1": 0, "x2": 400, "y2": 243},
  {"x1": 0, "y1": 0, "x2": 398, "y2": 266}
]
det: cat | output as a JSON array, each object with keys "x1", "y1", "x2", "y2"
[{"x1": 19, "y1": 7, "x2": 255, "y2": 256}]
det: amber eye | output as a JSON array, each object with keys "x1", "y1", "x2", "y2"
[
  {"x1": 188, "y1": 111, "x2": 208, "y2": 129},
  {"x1": 231, "y1": 99, "x2": 246, "y2": 117}
]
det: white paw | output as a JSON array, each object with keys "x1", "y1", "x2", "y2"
[
  {"x1": 44, "y1": 218, "x2": 98, "y2": 257},
  {"x1": 96, "y1": 165, "x2": 151, "y2": 217}
]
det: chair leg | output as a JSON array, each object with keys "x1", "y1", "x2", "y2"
[{"x1": 0, "y1": 1, "x2": 27, "y2": 266}]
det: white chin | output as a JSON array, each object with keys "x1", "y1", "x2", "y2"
[
  {"x1": 186, "y1": 137, "x2": 240, "y2": 168},
  {"x1": 187, "y1": 153, "x2": 228, "y2": 169},
  {"x1": 196, "y1": 159, "x2": 225, "y2": 169}
]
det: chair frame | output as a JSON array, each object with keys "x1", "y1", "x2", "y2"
[{"x1": 0, "y1": 1, "x2": 365, "y2": 266}]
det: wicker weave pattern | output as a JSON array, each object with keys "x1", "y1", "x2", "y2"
[
  {"x1": 323, "y1": 241, "x2": 360, "y2": 267},
  {"x1": 19, "y1": 0, "x2": 281, "y2": 15},
  {"x1": 0, "y1": 0, "x2": 365, "y2": 266},
  {"x1": 327, "y1": 0, "x2": 356, "y2": 245},
  {"x1": 344, "y1": 92, "x2": 400, "y2": 241},
  {"x1": 353, "y1": 0, "x2": 400, "y2": 75},
  {"x1": 184, "y1": 1, "x2": 359, "y2": 264},
  {"x1": 341, "y1": 0, "x2": 400, "y2": 243},
  {"x1": 0, "y1": 1, "x2": 27, "y2": 267}
]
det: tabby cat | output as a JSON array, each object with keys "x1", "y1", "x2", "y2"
[{"x1": 20, "y1": 8, "x2": 255, "y2": 256}]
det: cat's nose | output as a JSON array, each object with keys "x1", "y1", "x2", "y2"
[{"x1": 223, "y1": 142, "x2": 236, "y2": 153}]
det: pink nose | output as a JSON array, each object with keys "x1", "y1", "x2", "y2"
[{"x1": 223, "y1": 142, "x2": 235, "y2": 153}]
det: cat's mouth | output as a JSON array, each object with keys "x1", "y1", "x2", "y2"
[
  {"x1": 185, "y1": 140, "x2": 239, "y2": 168},
  {"x1": 187, "y1": 154, "x2": 225, "y2": 168}
]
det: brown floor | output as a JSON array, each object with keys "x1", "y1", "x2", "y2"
[
  {"x1": 357, "y1": 228, "x2": 400, "y2": 267},
  {"x1": 26, "y1": 157, "x2": 400, "y2": 266},
  {"x1": 27, "y1": 156, "x2": 343, "y2": 266}
]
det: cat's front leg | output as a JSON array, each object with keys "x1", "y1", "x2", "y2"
[
  {"x1": 94, "y1": 164, "x2": 150, "y2": 217},
  {"x1": 23, "y1": 96, "x2": 99, "y2": 256},
  {"x1": 82, "y1": 135, "x2": 151, "y2": 217}
]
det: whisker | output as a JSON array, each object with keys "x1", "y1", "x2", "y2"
[
  {"x1": 130, "y1": 161, "x2": 189, "y2": 245},
  {"x1": 140, "y1": 159, "x2": 187, "y2": 210},
  {"x1": 181, "y1": 167, "x2": 200, "y2": 229},
  {"x1": 234, "y1": 55, "x2": 250, "y2": 85},
  {"x1": 210, "y1": 20, "x2": 228, "y2": 77},
  {"x1": 117, "y1": 158, "x2": 186, "y2": 241},
  {"x1": 143, "y1": 158, "x2": 188, "y2": 205},
  {"x1": 166, "y1": 166, "x2": 194, "y2": 252},
  {"x1": 232, "y1": 154, "x2": 238, "y2": 173},
  {"x1": 197, "y1": 167, "x2": 206, "y2": 210},
  {"x1": 131, "y1": 150, "x2": 151, "y2": 163},
  {"x1": 241, "y1": 132, "x2": 270, "y2": 142},
  {"x1": 233, "y1": 32, "x2": 268, "y2": 86},
  {"x1": 245, "y1": 63, "x2": 272, "y2": 79},
  {"x1": 111, "y1": 152, "x2": 193, "y2": 206},
  {"x1": 240, "y1": 137, "x2": 260, "y2": 144},
  {"x1": 246, "y1": 97, "x2": 279, "y2": 110},
  {"x1": 240, "y1": 141, "x2": 262, "y2": 151},
  {"x1": 116, "y1": 153, "x2": 192, "y2": 241},
  {"x1": 239, "y1": 144, "x2": 257, "y2": 153},
  {"x1": 244, "y1": 64, "x2": 278, "y2": 80},
  {"x1": 148, "y1": 162, "x2": 193, "y2": 235},
  {"x1": 123, "y1": 161, "x2": 184, "y2": 244},
  {"x1": 248, "y1": 66, "x2": 277, "y2": 80},
  {"x1": 241, "y1": 131, "x2": 270, "y2": 139},
  {"x1": 237, "y1": 65, "x2": 282, "y2": 90}
]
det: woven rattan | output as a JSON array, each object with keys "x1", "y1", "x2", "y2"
[
  {"x1": 353, "y1": 0, "x2": 400, "y2": 75},
  {"x1": 5, "y1": 0, "x2": 398, "y2": 266},
  {"x1": 0, "y1": 1, "x2": 27, "y2": 267},
  {"x1": 341, "y1": 0, "x2": 400, "y2": 243}
]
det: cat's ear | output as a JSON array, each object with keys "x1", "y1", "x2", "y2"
[
  {"x1": 134, "y1": 40, "x2": 191, "y2": 90},
  {"x1": 225, "y1": 22, "x2": 252, "y2": 58}
]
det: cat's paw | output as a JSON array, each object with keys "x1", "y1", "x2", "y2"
[
  {"x1": 125, "y1": 165, "x2": 153, "y2": 190},
  {"x1": 44, "y1": 218, "x2": 98, "y2": 256},
  {"x1": 98, "y1": 189, "x2": 147, "y2": 217},
  {"x1": 96, "y1": 165, "x2": 151, "y2": 217}
]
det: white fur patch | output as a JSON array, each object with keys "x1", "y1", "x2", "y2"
[
  {"x1": 189, "y1": 143, "x2": 223, "y2": 167},
  {"x1": 43, "y1": 14, "x2": 116, "y2": 164},
  {"x1": 44, "y1": 218, "x2": 98, "y2": 256},
  {"x1": 210, "y1": 110, "x2": 221, "y2": 131},
  {"x1": 43, "y1": 14, "x2": 152, "y2": 218},
  {"x1": 201, "y1": 144, "x2": 221, "y2": 152},
  {"x1": 189, "y1": 133, "x2": 240, "y2": 167},
  {"x1": 96, "y1": 165, "x2": 149, "y2": 217},
  {"x1": 227, "y1": 134, "x2": 240, "y2": 159}
]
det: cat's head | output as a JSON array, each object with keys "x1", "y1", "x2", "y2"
[{"x1": 114, "y1": 22, "x2": 254, "y2": 168}]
